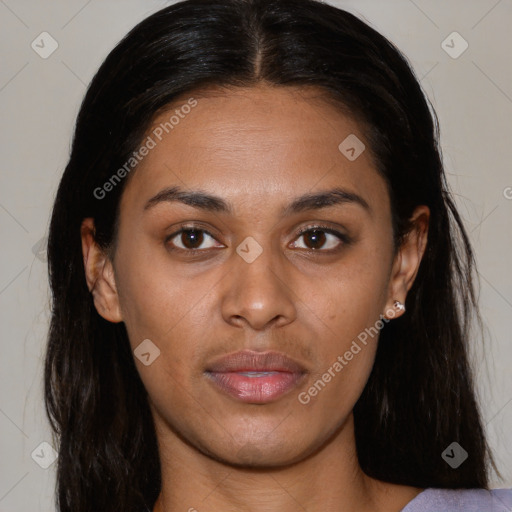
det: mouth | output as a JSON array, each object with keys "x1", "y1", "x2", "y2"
[{"x1": 204, "y1": 350, "x2": 308, "y2": 404}]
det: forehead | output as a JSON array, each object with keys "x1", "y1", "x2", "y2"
[{"x1": 120, "y1": 84, "x2": 389, "y2": 216}]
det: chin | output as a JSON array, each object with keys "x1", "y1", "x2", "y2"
[
  {"x1": 196, "y1": 434, "x2": 319, "y2": 469},
  {"x1": 210, "y1": 448, "x2": 303, "y2": 469}
]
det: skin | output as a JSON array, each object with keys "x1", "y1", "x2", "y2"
[{"x1": 81, "y1": 83, "x2": 429, "y2": 512}]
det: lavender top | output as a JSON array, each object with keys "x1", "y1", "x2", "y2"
[{"x1": 400, "y1": 487, "x2": 512, "y2": 511}]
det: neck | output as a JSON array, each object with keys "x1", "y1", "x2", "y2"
[{"x1": 151, "y1": 413, "x2": 422, "y2": 512}]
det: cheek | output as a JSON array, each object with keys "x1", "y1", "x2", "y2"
[
  {"x1": 114, "y1": 243, "x2": 206, "y2": 346},
  {"x1": 298, "y1": 242, "x2": 391, "y2": 395},
  {"x1": 310, "y1": 251, "x2": 391, "y2": 337},
  {"x1": 297, "y1": 271, "x2": 386, "y2": 431},
  {"x1": 114, "y1": 253, "x2": 221, "y2": 406}
]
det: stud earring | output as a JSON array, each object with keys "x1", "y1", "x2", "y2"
[{"x1": 393, "y1": 300, "x2": 405, "y2": 312}]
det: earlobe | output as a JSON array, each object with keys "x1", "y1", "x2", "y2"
[
  {"x1": 80, "y1": 218, "x2": 123, "y2": 323},
  {"x1": 384, "y1": 205, "x2": 430, "y2": 319}
]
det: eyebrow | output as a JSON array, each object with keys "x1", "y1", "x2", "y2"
[
  {"x1": 143, "y1": 185, "x2": 371, "y2": 215},
  {"x1": 144, "y1": 186, "x2": 232, "y2": 213}
]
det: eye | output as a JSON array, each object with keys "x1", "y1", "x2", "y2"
[
  {"x1": 166, "y1": 227, "x2": 223, "y2": 251},
  {"x1": 290, "y1": 225, "x2": 349, "y2": 251}
]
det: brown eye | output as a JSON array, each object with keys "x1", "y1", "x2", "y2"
[
  {"x1": 303, "y1": 229, "x2": 326, "y2": 250},
  {"x1": 180, "y1": 229, "x2": 204, "y2": 249},
  {"x1": 167, "y1": 228, "x2": 222, "y2": 251},
  {"x1": 290, "y1": 227, "x2": 347, "y2": 251}
]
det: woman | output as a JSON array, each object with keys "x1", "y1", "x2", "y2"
[{"x1": 44, "y1": 0, "x2": 512, "y2": 511}]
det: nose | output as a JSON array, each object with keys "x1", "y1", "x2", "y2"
[{"x1": 220, "y1": 242, "x2": 297, "y2": 331}]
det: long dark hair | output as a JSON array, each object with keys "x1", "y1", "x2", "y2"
[{"x1": 44, "y1": 0, "x2": 500, "y2": 510}]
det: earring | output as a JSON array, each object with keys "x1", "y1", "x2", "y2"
[{"x1": 393, "y1": 300, "x2": 405, "y2": 312}]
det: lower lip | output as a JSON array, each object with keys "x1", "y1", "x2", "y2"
[{"x1": 205, "y1": 371, "x2": 305, "y2": 403}]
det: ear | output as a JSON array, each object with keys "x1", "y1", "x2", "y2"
[
  {"x1": 80, "y1": 217, "x2": 123, "y2": 323},
  {"x1": 384, "y1": 205, "x2": 430, "y2": 319}
]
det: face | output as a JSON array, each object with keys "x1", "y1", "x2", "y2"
[{"x1": 81, "y1": 84, "x2": 428, "y2": 467}]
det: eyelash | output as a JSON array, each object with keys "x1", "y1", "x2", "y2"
[
  {"x1": 165, "y1": 223, "x2": 351, "y2": 255},
  {"x1": 294, "y1": 224, "x2": 351, "y2": 251}
]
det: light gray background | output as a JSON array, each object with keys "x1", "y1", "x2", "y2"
[{"x1": 0, "y1": 0, "x2": 511, "y2": 510}]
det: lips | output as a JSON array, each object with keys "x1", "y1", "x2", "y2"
[
  {"x1": 206, "y1": 350, "x2": 306, "y2": 373},
  {"x1": 204, "y1": 350, "x2": 307, "y2": 404}
]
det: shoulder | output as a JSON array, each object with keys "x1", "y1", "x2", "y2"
[{"x1": 401, "y1": 487, "x2": 512, "y2": 512}]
